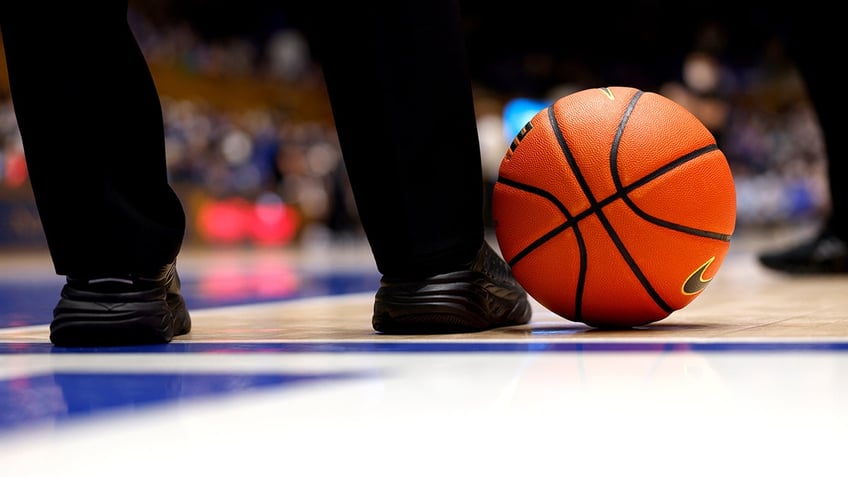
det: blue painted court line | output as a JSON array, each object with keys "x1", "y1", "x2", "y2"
[
  {"x1": 2, "y1": 340, "x2": 848, "y2": 354},
  {"x1": 0, "y1": 370, "x2": 370, "y2": 434}
]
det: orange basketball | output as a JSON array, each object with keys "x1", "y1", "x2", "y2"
[{"x1": 492, "y1": 86, "x2": 736, "y2": 328}]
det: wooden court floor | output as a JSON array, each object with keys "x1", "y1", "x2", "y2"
[{"x1": 0, "y1": 226, "x2": 846, "y2": 343}]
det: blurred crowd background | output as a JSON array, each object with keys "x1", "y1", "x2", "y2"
[{"x1": 0, "y1": 2, "x2": 828, "y2": 249}]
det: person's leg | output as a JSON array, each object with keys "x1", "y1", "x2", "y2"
[
  {"x1": 757, "y1": 6, "x2": 847, "y2": 273},
  {"x1": 298, "y1": 0, "x2": 532, "y2": 331},
  {"x1": 0, "y1": 2, "x2": 191, "y2": 344},
  {"x1": 791, "y1": 43, "x2": 846, "y2": 240},
  {"x1": 301, "y1": 1, "x2": 483, "y2": 277},
  {"x1": 0, "y1": 2, "x2": 186, "y2": 275}
]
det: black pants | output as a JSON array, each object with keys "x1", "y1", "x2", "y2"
[
  {"x1": 784, "y1": 13, "x2": 846, "y2": 236},
  {"x1": 0, "y1": 0, "x2": 485, "y2": 277}
]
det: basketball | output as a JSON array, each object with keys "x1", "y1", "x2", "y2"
[{"x1": 492, "y1": 86, "x2": 736, "y2": 328}]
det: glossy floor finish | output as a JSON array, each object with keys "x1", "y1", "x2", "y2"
[{"x1": 1, "y1": 231, "x2": 847, "y2": 477}]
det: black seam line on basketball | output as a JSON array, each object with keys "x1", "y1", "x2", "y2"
[
  {"x1": 496, "y1": 176, "x2": 574, "y2": 220},
  {"x1": 494, "y1": 176, "x2": 578, "y2": 263},
  {"x1": 554, "y1": 144, "x2": 727, "y2": 236},
  {"x1": 494, "y1": 177, "x2": 584, "y2": 267},
  {"x1": 495, "y1": 176, "x2": 587, "y2": 319},
  {"x1": 612, "y1": 141, "x2": 732, "y2": 242},
  {"x1": 492, "y1": 176, "x2": 647, "y2": 246},
  {"x1": 552, "y1": 90, "x2": 673, "y2": 315},
  {"x1": 495, "y1": 181, "x2": 587, "y2": 319}
]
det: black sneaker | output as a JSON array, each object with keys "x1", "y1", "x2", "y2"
[
  {"x1": 758, "y1": 227, "x2": 848, "y2": 274},
  {"x1": 50, "y1": 261, "x2": 192, "y2": 347},
  {"x1": 372, "y1": 241, "x2": 532, "y2": 334}
]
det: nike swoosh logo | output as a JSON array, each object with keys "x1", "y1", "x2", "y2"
[{"x1": 682, "y1": 257, "x2": 716, "y2": 295}]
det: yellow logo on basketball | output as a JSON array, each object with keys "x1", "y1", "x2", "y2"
[
  {"x1": 682, "y1": 256, "x2": 716, "y2": 295},
  {"x1": 599, "y1": 87, "x2": 615, "y2": 100}
]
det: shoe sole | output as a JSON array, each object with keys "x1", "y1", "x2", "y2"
[
  {"x1": 50, "y1": 291, "x2": 191, "y2": 347},
  {"x1": 372, "y1": 270, "x2": 532, "y2": 334}
]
